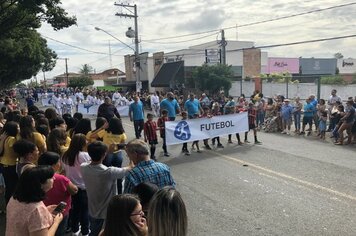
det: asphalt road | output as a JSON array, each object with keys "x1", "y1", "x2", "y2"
[
  {"x1": 122, "y1": 116, "x2": 356, "y2": 236},
  {"x1": 1, "y1": 113, "x2": 356, "y2": 236}
]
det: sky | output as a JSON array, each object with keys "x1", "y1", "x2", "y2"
[{"x1": 37, "y1": 0, "x2": 356, "y2": 80}]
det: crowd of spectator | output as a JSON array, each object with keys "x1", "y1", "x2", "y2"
[{"x1": 0, "y1": 89, "x2": 186, "y2": 236}]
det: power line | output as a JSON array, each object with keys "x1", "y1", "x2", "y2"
[
  {"x1": 42, "y1": 35, "x2": 129, "y2": 56},
  {"x1": 165, "y1": 33, "x2": 356, "y2": 57},
  {"x1": 225, "y1": 2, "x2": 356, "y2": 30},
  {"x1": 142, "y1": 31, "x2": 220, "y2": 44},
  {"x1": 143, "y1": 2, "x2": 356, "y2": 42}
]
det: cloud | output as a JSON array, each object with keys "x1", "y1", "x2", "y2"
[
  {"x1": 175, "y1": 8, "x2": 226, "y2": 32},
  {"x1": 35, "y1": 0, "x2": 356, "y2": 79}
]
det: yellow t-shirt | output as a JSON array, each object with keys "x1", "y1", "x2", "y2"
[
  {"x1": 0, "y1": 136, "x2": 19, "y2": 166},
  {"x1": 102, "y1": 131, "x2": 127, "y2": 152},
  {"x1": 86, "y1": 130, "x2": 106, "y2": 144},
  {"x1": 65, "y1": 136, "x2": 71, "y2": 148},
  {"x1": 33, "y1": 132, "x2": 46, "y2": 154},
  {"x1": 17, "y1": 132, "x2": 46, "y2": 154}
]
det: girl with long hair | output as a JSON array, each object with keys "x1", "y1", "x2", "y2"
[
  {"x1": 0, "y1": 121, "x2": 19, "y2": 204},
  {"x1": 61, "y1": 134, "x2": 91, "y2": 236},
  {"x1": 6, "y1": 166, "x2": 63, "y2": 236},
  {"x1": 47, "y1": 128, "x2": 68, "y2": 156},
  {"x1": 72, "y1": 118, "x2": 92, "y2": 136},
  {"x1": 86, "y1": 117, "x2": 107, "y2": 143},
  {"x1": 100, "y1": 194, "x2": 147, "y2": 236},
  {"x1": 148, "y1": 187, "x2": 187, "y2": 236},
  {"x1": 19, "y1": 115, "x2": 47, "y2": 154}
]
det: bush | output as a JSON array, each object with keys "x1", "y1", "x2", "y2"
[{"x1": 320, "y1": 75, "x2": 345, "y2": 85}]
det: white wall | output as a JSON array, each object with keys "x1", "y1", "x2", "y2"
[
  {"x1": 338, "y1": 58, "x2": 356, "y2": 74},
  {"x1": 229, "y1": 81, "x2": 356, "y2": 100},
  {"x1": 93, "y1": 80, "x2": 105, "y2": 87}
]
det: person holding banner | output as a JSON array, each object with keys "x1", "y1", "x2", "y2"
[
  {"x1": 225, "y1": 96, "x2": 243, "y2": 145},
  {"x1": 184, "y1": 93, "x2": 203, "y2": 119},
  {"x1": 157, "y1": 110, "x2": 170, "y2": 157},
  {"x1": 245, "y1": 102, "x2": 262, "y2": 145},
  {"x1": 180, "y1": 111, "x2": 190, "y2": 156},
  {"x1": 211, "y1": 102, "x2": 225, "y2": 148}
]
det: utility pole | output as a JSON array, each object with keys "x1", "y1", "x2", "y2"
[
  {"x1": 220, "y1": 29, "x2": 227, "y2": 65},
  {"x1": 58, "y1": 58, "x2": 69, "y2": 86},
  {"x1": 115, "y1": 3, "x2": 140, "y2": 93},
  {"x1": 65, "y1": 58, "x2": 69, "y2": 86}
]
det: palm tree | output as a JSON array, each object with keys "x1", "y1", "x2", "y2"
[{"x1": 80, "y1": 64, "x2": 93, "y2": 75}]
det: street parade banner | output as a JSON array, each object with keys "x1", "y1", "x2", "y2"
[
  {"x1": 165, "y1": 112, "x2": 249, "y2": 145},
  {"x1": 77, "y1": 104, "x2": 130, "y2": 117}
]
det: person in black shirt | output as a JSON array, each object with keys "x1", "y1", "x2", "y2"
[{"x1": 97, "y1": 97, "x2": 121, "y2": 121}]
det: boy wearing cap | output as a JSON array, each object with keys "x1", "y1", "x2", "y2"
[{"x1": 281, "y1": 99, "x2": 293, "y2": 134}]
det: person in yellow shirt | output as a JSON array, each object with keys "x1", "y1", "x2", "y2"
[
  {"x1": 19, "y1": 116, "x2": 47, "y2": 154},
  {"x1": 86, "y1": 117, "x2": 107, "y2": 144},
  {"x1": 0, "y1": 121, "x2": 20, "y2": 204},
  {"x1": 88, "y1": 117, "x2": 126, "y2": 193}
]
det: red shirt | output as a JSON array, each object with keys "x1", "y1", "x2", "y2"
[
  {"x1": 248, "y1": 108, "x2": 256, "y2": 125},
  {"x1": 144, "y1": 120, "x2": 158, "y2": 141},
  {"x1": 43, "y1": 173, "x2": 71, "y2": 216}
]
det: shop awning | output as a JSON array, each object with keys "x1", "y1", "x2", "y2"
[{"x1": 151, "y1": 61, "x2": 184, "y2": 87}]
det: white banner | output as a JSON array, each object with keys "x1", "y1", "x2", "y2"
[
  {"x1": 165, "y1": 113, "x2": 249, "y2": 145},
  {"x1": 78, "y1": 105, "x2": 130, "y2": 117}
]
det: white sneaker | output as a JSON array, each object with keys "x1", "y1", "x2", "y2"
[
  {"x1": 281, "y1": 130, "x2": 287, "y2": 134},
  {"x1": 286, "y1": 131, "x2": 290, "y2": 135}
]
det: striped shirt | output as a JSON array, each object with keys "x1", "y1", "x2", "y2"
[
  {"x1": 144, "y1": 120, "x2": 158, "y2": 141},
  {"x1": 248, "y1": 108, "x2": 257, "y2": 125},
  {"x1": 157, "y1": 116, "x2": 169, "y2": 137},
  {"x1": 124, "y1": 160, "x2": 176, "y2": 193}
]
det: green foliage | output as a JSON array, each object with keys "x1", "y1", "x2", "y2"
[
  {"x1": 0, "y1": 0, "x2": 76, "y2": 88},
  {"x1": 260, "y1": 72, "x2": 292, "y2": 83},
  {"x1": 68, "y1": 76, "x2": 94, "y2": 88},
  {"x1": 334, "y1": 52, "x2": 344, "y2": 59},
  {"x1": 80, "y1": 64, "x2": 93, "y2": 75},
  {"x1": 192, "y1": 64, "x2": 233, "y2": 95},
  {"x1": 320, "y1": 75, "x2": 345, "y2": 85},
  {"x1": 351, "y1": 74, "x2": 356, "y2": 84},
  {"x1": 97, "y1": 86, "x2": 119, "y2": 91}
]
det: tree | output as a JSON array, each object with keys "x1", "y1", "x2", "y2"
[
  {"x1": 334, "y1": 52, "x2": 344, "y2": 59},
  {"x1": 0, "y1": 0, "x2": 76, "y2": 88},
  {"x1": 80, "y1": 64, "x2": 93, "y2": 75},
  {"x1": 192, "y1": 64, "x2": 233, "y2": 95},
  {"x1": 68, "y1": 76, "x2": 94, "y2": 88}
]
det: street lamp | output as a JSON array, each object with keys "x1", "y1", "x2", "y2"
[
  {"x1": 94, "y1": 27, "x2": 135, "y2": 51},
  {"x1": 95, "y1": 26, "x2": 140, "y2": 93}
]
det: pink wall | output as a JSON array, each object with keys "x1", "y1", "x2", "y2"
[{"x1": 267, "y1": 58, "x2": 299, "y2": 74}]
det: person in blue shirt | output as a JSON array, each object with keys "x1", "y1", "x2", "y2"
[
  {"x1": 281, "y1": 99, "x2": 293, "y2": 134},
  {"x1": 309, "y1": 94, "x2": 318, "y2": 131},
  {"x1": 160, "y1": 92, "x2": 180, "y2": 121},
  {"x1": 184, "y1": 93, "x2": 203, "y2": 119},
  {"x1": 300, "y1": 98, "x2": 315, "y2": 135},
  {"x1": 129, "y1": 95, "x2": 145, "y2": 138},
  {"x1": 25, "y1": 95, "x2": 34, "y2": 107}
]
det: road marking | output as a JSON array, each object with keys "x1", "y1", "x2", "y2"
[{"x1": 213, "y1": 151, "x2": 356, "y2": 202}]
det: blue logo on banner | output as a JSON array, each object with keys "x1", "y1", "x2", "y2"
[{"x1": 174, "y1": 121, "x2": 191, "y2": 140}]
